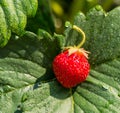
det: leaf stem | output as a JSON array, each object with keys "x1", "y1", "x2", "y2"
[{"x1": 72, "y1": 25, "x2": 86, "y2": 48}]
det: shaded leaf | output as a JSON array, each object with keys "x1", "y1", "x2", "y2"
[
  {"x1": 0, "y1": 31, "x2": 60, "y2": 112},
  {"x1": 26, "y1": 0, "x2": 55, "y2": 35},
  {"x1": 0, "y1": 31, "x2": 60, "y2": 74}
]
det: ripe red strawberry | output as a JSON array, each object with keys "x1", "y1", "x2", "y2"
[{"x1": 53, "y1": 47, "x2": 90, "y2": 88}]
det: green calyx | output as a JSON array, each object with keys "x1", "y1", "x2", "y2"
[{"x1": 64, "y1": 24, "x2": 89, "y2": 58}]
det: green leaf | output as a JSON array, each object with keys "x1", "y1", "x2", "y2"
[
  {"x1": 22, "y1": 81, "x2": 72, "y2": 112},
  {"x1": 0, "y1": 31, "x2": 60, "y2": 77},
  {"x1": 22, "y1": 58, "x2": 120, "y2": 113},
  {"x1": 76, "y1": 58, "x2": 120, "y2": 113},
  {"x1": 1, "y1": 57, "x2": 119, "y2": 113},
  {"x1": 0, "y1": 0, "x2": 38, "y2": 47},
  {"x1": 64, "y1": 5, "x2": 120, "y2": 65},
  {"x1": 0, "y1": 58, "x2": 46, "y2": 112},
  {"x1": 26, "y1": 0, "x2": 55, "y2": 35},
  {"x1": 0, "y1": 31, "x2": 61, "y2": 112}
]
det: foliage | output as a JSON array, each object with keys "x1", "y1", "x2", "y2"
[
  {"x1": 0, "y1": 0, "x2": 120, "y2": 113},
  {"x1": 51, "y1": 0, "x2": 120, "y2": 33},
  {"x1": 0, "y1": 0, "x2": 38, "y2": 47}
]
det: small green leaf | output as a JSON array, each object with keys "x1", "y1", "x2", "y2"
[
  {"x1": 65, "y1": 21, "x2": 72, "y2": 28},
  {"x1": 0, "y1": 0, "x2": 38, "y2": 47}
]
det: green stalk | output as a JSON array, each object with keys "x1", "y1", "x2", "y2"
[{"x1": 72, "y1": 25, "x2": 86, "y2": 48}]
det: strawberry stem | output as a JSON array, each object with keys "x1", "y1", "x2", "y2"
[{"x1": 72, "y1": 25, "x2": 86, "y2": 48}]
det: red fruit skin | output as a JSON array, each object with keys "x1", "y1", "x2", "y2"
[{"x1": 53, "y1": 50, "x2": 90, "y2": 88}]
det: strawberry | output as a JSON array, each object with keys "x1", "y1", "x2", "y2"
[
  {"x1": 53, "y1": 48, "x2": 90, "y2": 88},
  {"x1": 52, "y1": 25, "x2": 90, "y2": 88}
]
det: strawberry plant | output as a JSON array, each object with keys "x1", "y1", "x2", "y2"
[
  {"x1": 53, "y1": 25, "x2": 90, "y2": 88},
  {"x1": 0, "y1": 0, "x2": 120, "y2": 113}
]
